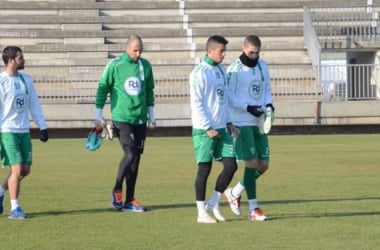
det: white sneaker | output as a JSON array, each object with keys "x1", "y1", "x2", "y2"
[
  {"x1": 249, "y1": 208, "x2": 267, "y2": 221},
  {"x1": 197, "y1": 213, "x2": 217, "y2": 224},
  {"x1": 223, "y1": 188, "x2": 241, "y2": 216},
  {"x1": 206, "y1": 204, "x2": 225, "y2": 222}
]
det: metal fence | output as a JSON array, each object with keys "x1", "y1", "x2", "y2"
[
  {"x1": 32, "y1": 64, "x2": 323, "y2": 105},
  {"x1": 32, "y1": 63, "x2": 380, "y2": 104},
  {"x1": 306, "y1": 5, "x2": 380, "y2": 47},
  {"x1": 320, "y1": 63, "x2": 380, "y2": 101},
  {"x1": 303, "y1": 4, "x2": 380, "y2": 101}
]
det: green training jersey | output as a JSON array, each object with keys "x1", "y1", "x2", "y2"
[{"x1": 95, "y1": 53, "x2": 155, "y2": 124}]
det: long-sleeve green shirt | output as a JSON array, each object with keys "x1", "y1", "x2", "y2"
[{"x1": 95, "y1": 53, "x2": 155, "y2": 124}]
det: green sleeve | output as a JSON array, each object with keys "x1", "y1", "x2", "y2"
[{"x1": 95, "y1": 60, "x2": 114, "y2": 109}]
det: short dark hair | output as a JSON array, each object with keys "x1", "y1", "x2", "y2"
[
  {"x1": 2, "y1": 46, "x2": 22, "y2": 65},
  {"x1": 244, "y1": 35, "x2": 261, "y2": 48},
  {"x1": 206, "y1": 35, "x2": 229, "y2": 50}
]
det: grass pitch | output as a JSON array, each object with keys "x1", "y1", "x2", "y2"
[{"x1": 0, "y1": 134, "x2": 379, "y2": 249}]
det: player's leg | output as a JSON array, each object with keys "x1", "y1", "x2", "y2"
[
  {"x1": 193, "y1": 130, "x2": 216, "y2": 223},
  {"x1": 207, "y1": 130, "x2": 238, "y2": 221},
  {"x1": 111, "y1": 121, "x2": 135, "y2": 210},
  {"x1": 122, "y1": 123, "x2": 147, "y2": 212},
  {"x1": 195, "y1": 162, "x2": 215, "y2": 223},
  {"x1": 7, "y1": 164, "x2": 28, "y2": 219},
  {"x1": 224, "y1": 126, "x2": 256, "y2": 216},
  {"x1": 3, "y1": 133, "x2": 31, "y2": 219},
  {"x1": 0, "y1": 175, "x2": 9, "y2": 215},
  {"x1": 256, "y1": 132, "x2": 270, "y2": 177},
  {"x1": 247, "y1": 127, "x2": 269, "y2": 221},
  {"x1": 207, "y1": 157, "x2": 237, "y2": 221}
]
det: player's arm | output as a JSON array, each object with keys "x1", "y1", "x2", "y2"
[
  {"x1": 145, "y1": 61, "x2": 156, "y2": 128},
  {"x1": 190, "y1": 70, "x2": 215, "y2": 137},
  {"x1": 94, "y1": 61, "x2": 114, "y2": 127},
  {"x1": 27, "y1": 76, "x2": 48, "y2": 142},
  {"x1": 226, "y1": 70, "x2": 249, "y2": 112}
]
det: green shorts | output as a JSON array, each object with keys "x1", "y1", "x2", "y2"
[
  {"x1": 234, "y1": 126, "x2": 269, "y2": 161},
  {"x1": 192, "y1": 128, "x2": 235, "y2": 163},
  {"x1": 0, "y1": 132, "x2": 32, "y2": 167}
]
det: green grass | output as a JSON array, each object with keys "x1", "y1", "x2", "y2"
[{"x1": 0, "y1": 135, "x2": 379, "y2": 249}]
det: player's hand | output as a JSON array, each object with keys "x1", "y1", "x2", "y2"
[
  {"x1": 247, "y1": 105, "x2": 264, "y2": 117},
  {"x1": 148, "y1": 120, "x2": 156, "y2": 130},
  {"x1": 207, "y1": 128, "x2": 219, "y2": 139},
  {"x1": 147, "y1": 106, "x2": 156, "y2": 130},
  {"x1": 40, "y1": 129, "x2": 49, "y2": 142},
  {"x1": 266, "y1": 103, "x2": 275, "y2": 112},
  {"x1": 94, "y1": 119, "x2": 103, "y2": 129},
  {"x1": 228, "y1": 124, "x2": 240, "y2": 137}
]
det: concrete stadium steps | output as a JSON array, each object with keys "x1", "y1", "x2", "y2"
[
  {"x1": 0, "y1": 29, "x2": 187, "y2": 40},
  {"x1": 184, "y1": 0, "x2": 366, "y2": 9},
  {"x1": 185, "y1": 1, "x2": 308, "y2": 67},
  {"x1": 186, "y1": 0, "x2": 367, "y2": 65},
  {"x1": 0, "y1": 0, "x2": 188, "y2": 55},
  {"x1": 0, "y1": 1, "x2": 179, "y2": 10},
  {"x1": 1, "y1": 15, "x2": 182, "y2": 25},
  {"x1": 188, "y1": 13, "x2": 303, "y2": 25}
]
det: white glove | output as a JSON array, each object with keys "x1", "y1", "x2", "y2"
[{"x1": 148, "y1": 106, "x2": 156, "y2": 128}]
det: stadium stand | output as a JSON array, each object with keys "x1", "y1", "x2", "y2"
[{"x1": 0, "y1": 0, "x2": 379, "y2": 133}]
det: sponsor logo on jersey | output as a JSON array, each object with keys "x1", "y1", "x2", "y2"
[
  {"x1": 248, "y1": 80, "x2": 263, "y2": 100},
  {"x1": 124, "y1": 76, "x2": 141, "y2": 96},
  {"x1": 12, "y1": 94, "x2": 27, "y2": 113},
  {"x1": 215, "y1": 83, "x2": 226, "y2": 104}
]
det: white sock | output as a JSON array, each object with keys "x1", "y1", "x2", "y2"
[
  {"x1": 11, "y1": 199, "x2": 19, "y2": 210},
  {"x1": 232, "y1": 182, "x2": 245, "y2": 198},
  {"x1": 0, "y1": 185, "x2": 4, "y2": 196},
  {"x1": 196, "y1": 201, "x2": 207, "y2": 217},
  {"x1": 207, "y1": 191, "x2": 221, "y2": 208},
  {"x1": 248, "y1": 199, "x2": 258, "y2": 212}
]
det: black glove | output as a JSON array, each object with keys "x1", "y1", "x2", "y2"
[
  {"x1": 40, "y1": 129, "x2": 49, "y2": 142},
  {"x1": 247, "y1": 105, "x2": 264, "y2": 117},
  {"x1": 266, "y1": 103, "x2": 275, "y2": 112}
]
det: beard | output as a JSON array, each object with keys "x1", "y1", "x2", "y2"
[{"x1": 16, "y1": 63, "x2": 25, "y2": 70}]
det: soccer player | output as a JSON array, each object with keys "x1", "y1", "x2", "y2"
[
  {"x1": 190, "y1": 35, "x2": 239, "y2": 223},
  {"x1": 224, "y1": 35, "x2": 274, "y2": 221},
  {"x1": 0, "y1": 46, "x2": 49, "y2": 219},
  {"x1": 94, "y1": 35, "x2": 156, "y2": 212}
]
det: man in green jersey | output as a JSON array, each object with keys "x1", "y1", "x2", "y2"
[
  {"x1": 0, "y1": 46, "x2": 49, "y2": 219},
  {"x1": 94, "y1": 35, "x2": 155, "y2": 212},
  {"x1": 190, "y1": 35, "x2": 239, "y2": 223}
]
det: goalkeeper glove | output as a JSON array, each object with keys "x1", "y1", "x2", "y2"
[
  {"x1": 247, "y1": 105, "x2": 264, "y2": 117},
  {"x1": 40, "y1": 129, "x2": 49, "y2": 142},
  {"x1": 85, "y1": 127, "x2": 103, "y2": 151}
]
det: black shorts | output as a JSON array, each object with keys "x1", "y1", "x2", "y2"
[{"x1": 112, "y1": 121, "x2": 147, "y2": 154}]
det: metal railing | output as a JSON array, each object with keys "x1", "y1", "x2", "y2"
[
  {"x1": 320, "y1": 63, "x2": 380, "y2": 101},
  {"x1": 32, "y1": 63, "x2": 380, "y2": 104},
  {"x1": 305, "y1": 5, "x2": 380, "y2": 48},
  {"x1": 303, "y1": 4, "x2": 380, "y2": 102},
  {"x1": 31, "y1": 65, "x2": 323, "y2": 105}
]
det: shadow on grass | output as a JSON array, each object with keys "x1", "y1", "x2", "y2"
[
  {"x1": 26, "y1": 196, "x2": 380, "y2": 219},
  {"x1": 27, "y1": 208, "x2": 114, "y2": 218},
  {"x1": 26, "y1": 203, "x2": 195, "y2": 218},
  {"x1": 268, "y1": 211, "x2": 380, "y2": 221},
  {"x1": 260, "y1": 196, "x2": 380, "y2": 205},
  {"x1": 261, "y1": 196, "x2": 380, "y2": 221}
]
